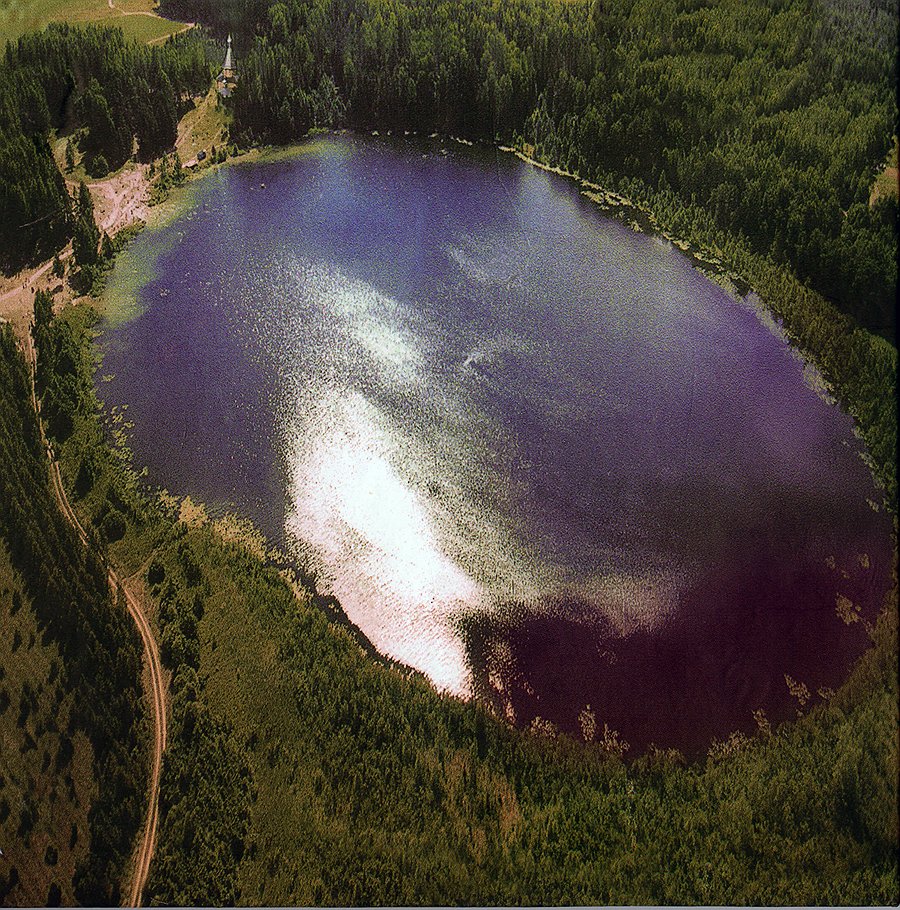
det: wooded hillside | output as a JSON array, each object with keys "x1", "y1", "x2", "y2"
[
  {"x1": 162, "y1": 0, "x2": 898, "y2": 339},
  {"x1": 0, "y1": 318, "x2": 148, "y2": 904},
  {"x1": 35, "y1": 291, "x2": 899, "y2": 908},
  {"x1": 0, "y1": 26, "x2": 210, "y2": 273}
]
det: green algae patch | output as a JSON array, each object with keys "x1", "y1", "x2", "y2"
[
  {"x1": 234, "y1": 134, "x2": 352, "y2": 168},
  {"x1": 102, "y1": 178, "x2": 209, "y2": 329},
  {"x1": 101, "y1": 137, "x2": 340, "y2": 331}
]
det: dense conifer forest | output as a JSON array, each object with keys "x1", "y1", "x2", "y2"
[
  {"x1": 0, "y1": 26, "x2": 209, "y2": 273},
  {"x1": 0, "y1": 320, "x2": 146, "y2": 904},
  {"x1": 157, "y1": 0, "x2": 898, "y2": 340}
]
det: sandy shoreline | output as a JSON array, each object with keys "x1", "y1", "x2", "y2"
[{"x1": 0, "y1": 89, "x2": 228, "y2": 338}]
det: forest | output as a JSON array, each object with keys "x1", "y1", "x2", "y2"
[
  {"x1": 154, "y1": 0, "x2": 899, "y2": 340},
  {"x1": 23, "y1": 300, "x2": 896, "y2": 905},
  {"x1": 0, "y1": 317, "x2": 147, "y2": 905},
  {"x1": 0, "y1": 25, "x2": 210, "y2": 273},
  {"x1": 2, "y1": 0, "x2": 896, "y2": 334},
  {"x1": 0, "y1": 0, "x2": 897, "y2": 903}
]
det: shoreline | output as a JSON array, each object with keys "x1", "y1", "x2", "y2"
[
  {"x1": 91, "y1": 128, "x2": 897, "y2": 738},
  {"x1": 9, "y1": 120, "x2": 896, "y2": 757},
  {"x1": 7, "y1": 121, "x2": 896, "y2": 523},
  {"x1": 487, "y1": 135, "x2": 895, "y2": 514},
  {"x1": 498, "y1": 144, "x2": 753, "y2": 297},
  {"x1": 0, "y1": 125, "x2": 819, "y2": 342}
]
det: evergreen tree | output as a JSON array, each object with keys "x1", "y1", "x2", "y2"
[
  {"x1": 0, "y1": 25, "x2": 211, "y2": 273},
  {"x1": 72, "y1": 183, "x2": 100, "y2": 269},
  {"x1": 100, "y1": 232, "x2": 114, "y2": 262}
]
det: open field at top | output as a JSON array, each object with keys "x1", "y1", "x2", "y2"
[{"x1": 0, "y1": 0, "x2": 191, "y2": 46}]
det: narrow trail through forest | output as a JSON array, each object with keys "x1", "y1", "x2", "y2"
[{"x1": 22, "y1": 325, "x2": 166, "y2": 909}]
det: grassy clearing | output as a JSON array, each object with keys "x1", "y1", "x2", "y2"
[
  {"x1": 176, "y1": 88, "x2": 230, "y2": 163},
  {"x1": 116, "y1": 13, "x2": 190, "y2": 44},
  {"x1": 870, "y1": 137, "x2": 899, "y2": 207},
  {"x1": 0, "y1": 0, "x2": 189, "y2": 46}
]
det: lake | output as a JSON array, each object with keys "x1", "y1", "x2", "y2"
[{"x1": 100, "y1": 134, "x2": 893, "y2": 755}]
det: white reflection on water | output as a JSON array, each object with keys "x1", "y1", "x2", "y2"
[
  {"x1": 284, "y1": 389, "x2": 482, "y2": 694},
  {"x1": 276, "y1": 258, "x2": 684, "y2": 693},
  {"x1": 276, "y1": 262, "x2": 492, "y2": 693},
  {"x1": 100, "y1": 139, "x2": 894, "y2": 743}
]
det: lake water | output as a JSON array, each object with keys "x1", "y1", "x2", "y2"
[{"x1": 100, "y1": 134, "x2": 894, "y2": 755}]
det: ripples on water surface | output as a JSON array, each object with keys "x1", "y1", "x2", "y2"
[{"x1": 101, "y1": 135, "x2": 894, "y2": 754}]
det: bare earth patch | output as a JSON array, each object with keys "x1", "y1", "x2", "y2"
[
  {"x1": 87, "y1": 164, "x2": 151, "y2": 235},
  {"x1": 0, "y1": 159, "x2": 151, "y2": 340},
  {"x1": 0, "y1": 87, "x2": 227, "y2": 338},
  {"x1": 869, "y1": 137, "x2": 898, "y2": 206},
  {"x1": 869, "y1": 165, "x2": 898, "y2": 206}
]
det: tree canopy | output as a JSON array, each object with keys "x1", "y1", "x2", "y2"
[
  {"x1": 169, "y1": 0, "x2": 898, "y2": 338},
  {"x1": 0, "y1": 24, "x2": 210, "y2": 272}
]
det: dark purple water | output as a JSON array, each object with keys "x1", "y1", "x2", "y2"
[{"x1": 100, "y1": 134, "x2": 894, "y2": 755}]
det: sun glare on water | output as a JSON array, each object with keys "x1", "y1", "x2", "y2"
[{"x1": 284, "y1": 388, "x2": 481, "y2": 695}]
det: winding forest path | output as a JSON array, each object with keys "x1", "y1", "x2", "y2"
[
  {"x1": 23, "y1": 326, "x2": 167, "y2": 908},
  {"x1": 0, "y1": 252, "x2": 71, "y2": 304},
  {"x1": 105, "y1": 0, "x2": 195, "y2": 41},
  {"x1": 147, "y1": 23, "x2": 193, "y2": 43}
]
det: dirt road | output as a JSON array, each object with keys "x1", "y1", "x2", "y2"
[
  {"x1": 105, "y1": 0, "x2": 196, "y2": 40},
  {"x1": 23, "y1": 327, "x2": 166, "y2": 909}
]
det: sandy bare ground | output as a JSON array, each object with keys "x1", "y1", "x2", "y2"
[
  {"x1": 0, "y1": 252, "x2": 74, "y2": 339},
  {"x1": 2, "y1": 81, "x2": 222, "y2": 340},
  {"x1": 87, "y1": 164, "x2": 151, "y2": 235},
  {"x1": 1, "y1": 79, "x2": 231, "y2": 341},
  {"x1": 869, "y1": 165, "x2": 899, "y2": 206},
  {"x1": 2, "y1": 87, "x2": 226, "y2": 345},
  {"x1": 0, "y1": 162, "x2": 150, "y2": 339}
]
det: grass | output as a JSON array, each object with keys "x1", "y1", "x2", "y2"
[
  {"x1": 175, "y1": 87, "x2": 231, "y2": 163},
  {"x1": 117, "y1": 13, "x2": 191, "y2": 44},
  {"x1": 870, "y1": 137, "x2": 899, "y2": 207},
  {"x1": 0, "y1": 541, "x2": 95, "y2": 907},
  {"x1": 0, "y1": 0, "x2": 190, "y2": 46}
]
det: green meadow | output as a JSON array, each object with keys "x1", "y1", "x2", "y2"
[{"x1": 0, "y1": 0, "x2": 189, "y2": 46}]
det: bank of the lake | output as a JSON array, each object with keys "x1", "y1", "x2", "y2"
[
  {"x1": 130, "y1": 126, "x2": 898, "y2": 509},
  {"x1": 96, "y1": 132, "x2": 895, "y2": 756},
  {"x1": 43, "y1": 264, "x2": 900, "y2": 907},
  {"x1": 500, "y1": 138, "x2": 897, "y2": 513}
]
